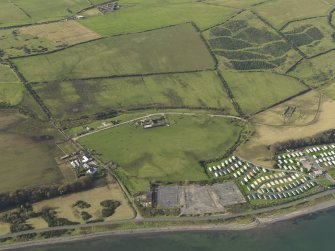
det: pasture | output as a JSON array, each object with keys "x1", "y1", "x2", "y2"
[
  {"x1": 252, "y1": 0, "x2": 333, "y2": 29},
  {"x1": 0, "y1": 0, "x2": 92, "y2": 27},
  {"x1": 80, "y1": 0, "x2": 237, "y2": 36},
  {"x1": 204, "y1": 11, "x2": 301, "y2": 73},
  {"x1": 321, "y1": 82, "x2": 335, "y2": 100},
  {"x1": 237, "y1": 93, "x2": 335, "y2": 167},
  {"x1": 0, "y1": 110, "x2": 65, "y2": 192},
  {"x1": 13, "y1": 23, "x2": 215, "y2": 82},
  {"x1": 0, "y1": 21, "x2": 100, "y2": 59},
  {"x1": 32, "y1": 71, "x2": 236, "y2": 120},
  {"x1": 223, "y1": 71, "x2": 307, "y2": 114},
  {"x1": 0, "y1": 64, "x2": 19, "y2": 83},
  {"x1": 20, "y1": 21, "x2": 101, "y2": 46},
  {"x1": 290, "y1": 50, "x2": 335, "y2": 87},
  {"x1": 282, "y1": 17, "x2": 335, "y2": 57},
  {"x1": 78, "y1": 114, "x2": 245, "y2": 194}
]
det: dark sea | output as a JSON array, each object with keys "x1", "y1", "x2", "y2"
[{"x1": 21, "y1": 208, "x2": 335, "y2": 251}]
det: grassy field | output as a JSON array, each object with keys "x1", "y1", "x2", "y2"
[
  {"x1": 0, "y1": 21, "x2": 100, "y2": 59},
  {"x1": 0, "y1": 0, "x2": 92, "y2": 27},
  {"x1": 252, "y1": 0, "x2": 333, "y2": 29},
  {"x1": 0, "y1": 110, "x2": 65, "y2": 192},
  {"x1": 80, "y1": 0, "x2": 237, "y2": 36},
  {"x1": 79, "y1": 114, "x2": 245, "y2": 194},
  {"x1": 290, "y1": 50, "x2": 335, "y2": 87},
  {"x1": 32, "y1": 71, "x2": 236, "y2": 120},
  {"x1": 253, "y1": 91, "x2": 321, "y2": 126},
  {"x1": 203, "y1": 0, "x2": 268, "y2": 8},
  {"x1": 0, "y1": 64, "x2": 19, "y2": 83},
  {"x1": 223, "y1": 71, "x2": 308, "y2": 114},
  {"x1": 13, "y1": 23, "x2": 215, "y2": 82},
  {"x1": 33, "y1": 177, "x2": 134, "y2": 223},
  {"x1": 0, "y1": 1, "x2": 30, "y2": 27},
  {"x1": 321, "y1": 82, "x2": 335, "y2": 100},
  {"x1": 204, "y1": 11, "x2": 301, "y2": 73},
  {"x1": 237, "y1": 93, "x2": 335, "y2": 167},
  {"x1": 282, "y1": 17, "x2": 335, "y2": 57}
]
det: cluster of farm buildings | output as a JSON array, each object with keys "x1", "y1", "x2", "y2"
[{"x1": 69, "y1": 154, "x2": 98, "y2": 175}]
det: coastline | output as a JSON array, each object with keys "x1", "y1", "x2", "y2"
[{"x1": 1, "y1": 199, "x2": 335, "y2": 251}]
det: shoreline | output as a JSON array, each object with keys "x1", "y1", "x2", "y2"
[{"x1": 1, "y1": 199, "x2": 335, "y2": 250}]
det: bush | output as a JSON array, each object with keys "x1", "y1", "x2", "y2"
[
  {"x1": 73, "y1": 200, "x2": 91, "y2": 209},
  {"x1": 101, "y1": 208, "x2": 115, "y2": 217},
  {"x1": 80, "y1": 211, "x2": 92, "y2": 221},
  {"x1": 100, "y1": 200, "x2": 121, "y2": 208}
]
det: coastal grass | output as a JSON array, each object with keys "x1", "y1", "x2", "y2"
[
  {"x1": 33, "y1": 178, "x2": 134, "y2": 224},
  {"x1": 252, "y1": 90, "x2": 320, "y2": 126},
  {"x1": 0, "y1": 111, "x2": 65, "y2": 192},
  {"x1": 290, "y1": 50, "x2": 335, "y2": 87},
  {"x1": 223, "y1": 71, "x2": 308, "y2": 114},
  {"x1": 79, "y1": 0, "x2": 237, "y2": 36},
  {"x1": 79, "y1": 114, "x2": 245, "y2": 194},
  {"x1": 13, "y1": 23, "x2": 215, "y2": 82},
  {"x1": 252, "y1": 0, "x2": 332, "y2": 29},
  {"x1": 33, "y1": 71, "x2": 236, "y2": 120},
  {"x1": 237, "y1": 94, "x2": 335, "y2": 167}
]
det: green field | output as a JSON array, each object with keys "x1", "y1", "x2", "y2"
[
  {"x1": 203, "y1": 0, "x2": 268, "y2": 8},
  {"x1": 80, "y1": 0, "x2": 237, "y2": 36},
  {"x1": 79, "y1": 114, "x2": 245, "y2": 194},
  {"x1": 321, "y1": 82, "x2": 335, "y2": 100},
  {"x1": 290, "y1": 50, "x2": 335, "y2": 87},
  {"x1": 252, "y1": 0, "x2": 333, "y2": 29},
  {"x1": 33, "y1": 71, "x2": 236, "y2": 120},
  {"x1": 0, "y1": 111, "x2": 64, "y2": 192},
  {"x1": 223, "y1": 71, "x2": 308, "y2": 114},
  {"x1": 0, "y1": 64, "x2": 23, "y2": 105},
  {"x1": 0, "y1": 0, "x2": 92, "y2": 27},
  {"x1": 204, "y1": 11, "x2": 301, "y2": 72},
  {"x1": 13, "y1": 23, "x2": 215, "y2": 82},
  {"x1": 282, "y1": 18, "x2": 335, "y2": 57}
]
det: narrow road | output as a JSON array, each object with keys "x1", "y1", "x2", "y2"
[
  {"x1": 1, "y1": 189, "x2": 334, "y2": 240},
  {"x1": 73, "y1": 112, "x2": 247, "y2": 140}
]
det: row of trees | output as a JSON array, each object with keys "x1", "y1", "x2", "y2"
[
  {"x1": 271, "y1": 129, "x2": 335, "y2": 154},
  {"x1": 0, "y1": 176, "x2": 94, "y2": 212}
]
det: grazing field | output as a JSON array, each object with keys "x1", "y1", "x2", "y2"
[
  {"x1": 13, "y1": 23, "x2": 215, "y2": 82},
  {"x1": 204, "y1": 11, "x2": 301, "y2": 72},
  {"x1": 252, "y1": 0, "x2": 333, "y2": 29},
  {"x1": 290, "y1": 50, "x2": 335, "y2": 87},
  {"x1": 252, "y1": 91, "x2": 321, "y2": 126},
  {"x1": 0, "y1": 1, "x2": 30, "y2": 27},
  {"x1": 32, "y1": 71, "x2": 236, "y2": 120},
  {"x1": 20, "y1": 21, "x2": 101, "y2": 46},
  {"x1": 79, "y1": 114, "x2": 245, "y2": 194},
  {"x1": 282, "y1": 18, "x2": 335, "y2": 57},
  {"x1": 0, "y1": 83, "x2": 25, "y2": 106},
  {"x1": 0, "y1": 111, "x2": 65, "y2": 192},
  {"x1": 80, "y1": 0, "x2": 237, "y2": 36},
  {"x1": 321, "y1": 82, "x2": 335, "y2": 100},
  {"x1": 0, "y1": 0, "x2": 92, "y2": 27},
  {"x1": 12, "y1": 0, "x2": 92, "y2": 23},
  {"x1": 33, "y1": 177, "x2": 134, "y2": 223},
  {"x1": 203, "y1": 0, "x2": 268, "y2": 8},
  {"x1": 237, "y1": 94, "x2": 335, "y2": 167},
  {"x1": 0, "y1": 65, "x2": 19, "y2": 83},
  {"x1": 0, "y1": 21, "x2": 100, "y2": 59},
  {"x1": 223, "y1": 71, "x2": 308, "y2": 114}
]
